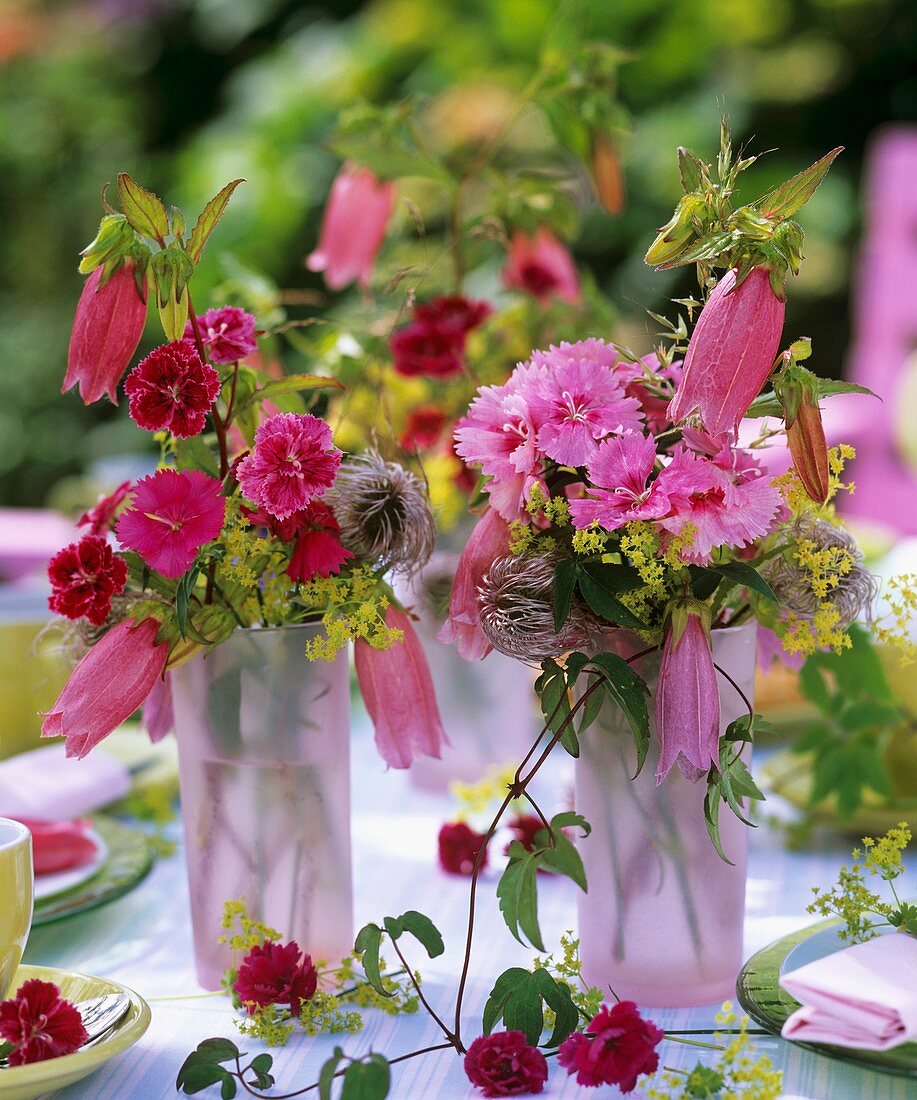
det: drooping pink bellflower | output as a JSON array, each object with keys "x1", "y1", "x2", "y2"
[{"x1": 502, "y1": 227, "x2": 580, "y2": 304}]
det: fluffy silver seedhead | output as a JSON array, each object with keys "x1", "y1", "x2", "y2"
[
  {"x1": 325, "y1": 451, "x2": 435, "y2": 576},
  {"x1": 764, "y1": 518, "x2": 878, "y2": 629},
  {"x1": 478, "y1": 551, "x2": 604, "y2": 662}
]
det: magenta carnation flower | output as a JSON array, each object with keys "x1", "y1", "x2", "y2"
[
  {"x1": 125, "y1": 341, "x2": 220, "y2": 437},
  {"x1": 0, "y1": 979, "x2": 88, "y2": 1066},
  {"x1": 527, "y1": 339, "x2": 644, "y2": 467},
  {"x1": 569, "y1": 433, "x2": 676, "y2": 531},
  {"x1": 558, "y1": 1001, "x2": 663, "y2": 1093},
  {"x1": 464, "y1": 1031, "x2": 548, "y2": 1096},
  {"x1": 184, "y1": 306, "x2": 258, "y2": 365},
  {"x1": 236, "y1": 413, "x2": 341, "y2": 521},
  {"x1": 233, "y1": 941, "x2": 317, "y2": 1017},
  {"x1": 116, "y1": 469, "x2": 226, "y2": 577}
]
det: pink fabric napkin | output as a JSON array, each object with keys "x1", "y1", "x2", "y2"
[
  {"x1": 780, "y1": 933, "x2": 917, "y2": 1050},
  {"x1": 0, "y1": 743, "x2": 131, "y2": 821}
]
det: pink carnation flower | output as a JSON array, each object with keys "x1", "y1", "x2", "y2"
[
  {"x1": 236, "y1": 413, "x2": 341, "y2": 521},
  {"x1": 658, "y1": 445, "x2": 782, "y2": 564},
  {"x1": 116, "y1": 469, "x2": 226, "y2": 577},
  {"x1": 569, "y1": 433, "x2": 675, "y2": 531},
  {"x1": 77, "y1": 480, "x2": 132, "y2": 536},
  {"x1": 464, "y1": 1030, "x2": 548, "y2": 1096},
  {"x1": 527, "y1": 340, "x2": 644, "y2": 466},
  {"x1": 558, "y1": 1001, "x2": 663, "y2": 1092},
  {"x1": 125, "y1": 341, "x2": 220, "y2": 437},
  {"x1": 233, "y1": 941, "x2": 317, "y2": 1017},
  {"x1": 502, "y1": 227, "x2": 580, "y2": 304},
  {"x1": 185, "y1": 306, "x2": 258, "y2": 365}
]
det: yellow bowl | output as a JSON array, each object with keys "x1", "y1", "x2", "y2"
[{"x1": 0, "y1": 965, "x2": 150, "y2": 1100}]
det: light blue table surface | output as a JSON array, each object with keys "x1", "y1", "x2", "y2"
[{"x1": 23, "y1": 728, "x2": 917, "y2": 1100}]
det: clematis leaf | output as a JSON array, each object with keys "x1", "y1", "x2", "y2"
[{"x1": 353, "y1": 923, "x2": 393, "y2": 998}]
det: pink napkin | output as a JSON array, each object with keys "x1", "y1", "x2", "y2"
[
  {"x1": 0, "y1": 743, "x2": 131, "y2": 821},
  {"x1": 780, "y1": 933, "x2": 917, "y2": 1050}
]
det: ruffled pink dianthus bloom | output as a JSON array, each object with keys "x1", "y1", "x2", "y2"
[
  {"x1": 657, "y1": 445, "x2": 782, "y2": 564},
  {"x1": 527, "y1": 339, "x2": 644, "y2": 466},
  {"x1": 464, "y1": 1030, "x2": 548, "y2": 1096},
  {"x1": 558, "y1": 1001, "x2": 663, "y2": 1093},
  {"x1": 184, "y1": 306, "x2": 257, "y2": 365},
  {"x1": 439, "y1": 508, "x2": 512, "y2": 660},
  {"x1": 41, "y1": 618, "x2": 168, "y2": 758},
  {"x1": 306, "y1": 163, "x2": 395, "y2": 291},
  {"x1": 0, "y1": 979, "x2": 88, "y2": 1066},
  {"x1": 47, "y1": 534, "x2": 128, "y2": 626},
  {"x1": 354, "y1": 605, "x2": 446, "y2": 768},
  {"x1": 124, "y1": 341, "x2": 220, "y2": 438},
  {"x1": 502, "y1": 227, "x2": 580, "y2": 304},
  {"x1": 569, "y1": 433, "x2": 674, "y2": 531},
  {"x1": 233, "y1": 941, "x2": 318, "y2": 1017},
  {"x1": 236, "y1": 413, "x2": 341, "y2": 522},
  {"x1": 116, "y1": 469, "x2": 226, "y2": 578}
]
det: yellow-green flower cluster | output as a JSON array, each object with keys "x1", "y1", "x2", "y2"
[
  {"x1": 646, "y1": 1003, "x2": 783, "y2": 1100},
  {"x1": 619, "y1": 522, "x2": 668, "y2": 595},
  {"x1": 777, "y1": 443, "x2": 856, "y2": 516},
  {"x1": 571, "y1": 525, "x2": 609, "y2": 556},
  {"x1": 450, "y1": 762, "x2": 518, "y2": 820},
  {"x1": 808, "y1": 823, "x2": 910, "y2": 942},
  {"x1": 778, "y1": 530, "x2": 859, "y2": 657},
  {"x1": 219, "y1": 498, "x2": 278, "y2": 591},
  {"x1": 300, "y1": 567, "x2": 401, "y2": 661},
  {"x1": 532, "y1": 932, "x2": 603, "y2": 1021},
  {"x1": 219, "y1": 898, "x2": 282, "y2": 954},
  {"x1": 875, "y1": 574, "x2": 917, "y2": 665}
]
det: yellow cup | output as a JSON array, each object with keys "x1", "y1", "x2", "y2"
[{"x1": 0, "y1": 818, "x2": 33, "y2": 999}]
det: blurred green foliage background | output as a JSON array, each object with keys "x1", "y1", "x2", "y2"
[{"x1": 1, "y1": 0, "x2": 914, "y2": 507}]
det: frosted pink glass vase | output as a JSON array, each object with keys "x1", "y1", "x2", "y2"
[
  {"x1": 575, "y1": 621, "x2": 756, "y2": 1007},
  {"x1": 171, "y1": 625, "x2": 354, "y2": 990},
  {"x1": 395, "y1": 553, "x2": 538, "y2": 792}
]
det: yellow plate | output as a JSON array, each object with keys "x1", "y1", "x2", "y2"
[{"x1": 0, "y1": 965, "x2": 150, "y2": 1100}]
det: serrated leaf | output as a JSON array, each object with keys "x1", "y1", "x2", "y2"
[
  {"x1": 502, "y1": 978, "x2": 545, "y2": 1045},
  {"x1": 586, "y1": 653, "x2": 651, "y2": 775},
  {"x1": 117, "y1": 173, "x2": 169, "y2": 240},
  {"x1": 341, "y1": 1056, "x2": 391, "y2": 1100},
  {"x1": 530, "y1": 969, "x2": 579, "y2": 1048},
  {"x1": 758, "y1": 147, "x2": 843, "y2": 220},
  {"x1": 188, "y1": 180, "x2": 245, "y2": 264},
  {"x1": 496, "y1": 852, "x2": 544, "y2": 951},
  {"x1": 353, "y1": 923, "x2": 393, "y2": 998},
  {"x1": 319, "y1": 1048, "x2": 347, "y2": 1100},
  {"x1": 553, "y1": 559, "x2": 576, "y2": 633},
  {"x1": 709, "y1": 561, "x2": 777, "y2": 602},
  {"x1": 383, "y1": 911, "x2": 444, "y2": 958},
  {"x1": 483, "y1": 968, "x2": 530, "y2": 1035},
  {"x1": 538, "y1": 828, "x2": 587, "y2": 892}
]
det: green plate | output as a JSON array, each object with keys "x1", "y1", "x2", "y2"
[
  {"x1": 32, "y1": 816, "x2": 154, "y2": 926},
  {"x1": 737, "y1": 917, "x2": 917, "y2": 1078},
  {"x1": 0, "y1": 964, "x2": 150, "y2": 1100}
]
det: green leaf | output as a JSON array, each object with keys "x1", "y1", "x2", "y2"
[
  {"x1": 553, "y1": 559, "x2": 576, "y2": 634},
  {"x1": 221, "y1": 1076, "x2": 237, "y2": 1100},
  {"x1": 0, "y1": 1042, "x2": 13, "y2": 1059},
  {"x1": 248, "y1": 1053, "x2": 274, "y2": 1090},
  {"x1": 382, "y1": 911, "x2": 445, "y2": 958},
  {"x1": 249, "y1": 374, "x2": 345, "y2": 403},
  {"x1": 530, "y1": 969, "x2": 579, "y2": 1048},
  {"x1": 585, "y1": 653, "x2": 651, "y2": 776},
  {"x1": 655, "y1": 228, "x2": 734, "y2": 270},
  {"x1": 538, "y1": 661, "x2": 575, "y2": 753},
  {"x1": 746, "y1": 378, "x2": 877, "y2": 419},
  {"x1": 177, "y1": 1062, "x2": 232, "y2": 1095},
  {"x1": 538, "y1": 826, "x2": 588, "y2": 892},
  {"x1": 501, "y1": 976, "x2": 546, "y2": 1045},
  {"x1": 548, "y1": 810, "x2": 591, "y2": 837},
  {"x1": 353, "y1": 923, "x2": 393, "y2": 998},
  {"x1": 496, "y1": 846, "x2": 545, "y2": 951},
  {"x1": 117, "y1": 173, "x2": 169, "y2": 241},
  {"x1": 576, "y1": 675, "x2": 605, "y2": 737},
  {"x1": 319, "y1": 1048, "x2": 346, "y2": 1100},
  {"x1": 577, "y1": 566, "x2": 646, "y2": 630},
  {"x1": 483, "y1": 968, "x2": 530, "y2": 1035},
  {"x1": 341, "y1": 1055, "x2": 391, "y2": 1100},
  {"x1": 194, "y1": 1039, "x2": 240, "y2": 1063},
  {"x1": 188, "y1": 180, "x2": 245, "y2": 264},
  {"x1": 703, "y1": 780, "x2": 730, "y2": 865},
  {"x1": 757, "y1": 147, "x2": 843, "y2": 220},
  {"x1": 175, "y1": 435, "x2": 219, "y2": 478},
  {"x1": 708, "y1": 562, "x2": 777, "y2": 602}
]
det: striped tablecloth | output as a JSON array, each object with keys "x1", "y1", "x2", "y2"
[{"x1": 23, "y1": 728, "x2": 915, "y2": 1100}]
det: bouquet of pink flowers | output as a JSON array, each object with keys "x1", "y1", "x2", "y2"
[
  {"x1": 441, "y1": 131, "x2": 882, "y2": 846},
  {"x1": 41, "y1": 174, "x2": 444, "y2": 771}
]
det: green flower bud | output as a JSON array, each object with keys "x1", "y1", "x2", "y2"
[
  {"x1": 77, "y1": 214, "x2": 136, "y2": 276},
  {"x1": 644, "y1": 194, "x2": 705, "y2": 267}
]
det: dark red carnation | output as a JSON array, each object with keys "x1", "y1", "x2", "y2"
[
  {"x1": 438, "y1": 821, "x2": 488, "y2": 875},
  {"x1": 233, "y1": 941, "x2": 318, "y2": 1017},
  {"x1": 244, "y1": 502, "x2": 353, "y2": 583},
  {"x1": 124, "y1": 340, "x2": 220, "y2": 437},
  {"x1": 0, "y1": 979, "x2": 87, "y2": 1066},
  {"x1": 464, "y1": 1030, "x2": 548, "y2": 1097},
  {"x1": 77, "y1": 480, "x2": 132, "y2": 536},
  {"x1": 557, "y1": 1001, "x2": 664, "y2": 1093},
  {"x1": 47, "y1": 535, "x2": 128, "y2": 626},
  {"x1": 414, "y1": 295, "x2": 492, "y2": 336},
  {"x1": 399, "y1": 406, "x2": 447, "y2": 451},
  {"x1": 391, "y1": 320, "x2": 464, "y2": 378}
]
